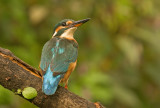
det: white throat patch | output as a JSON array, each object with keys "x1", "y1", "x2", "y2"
[
  {"x1": 52, "y1": 27, "x2": 77, "y2": 38},
  {"x1": 60, "y1": 27, "x2": 77, "y2": 38}
]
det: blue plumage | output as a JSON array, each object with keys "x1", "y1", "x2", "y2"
[
  {"x1": 42, "y1": 65, "x2": 61, "y2": 95},
  {"x1": 40, "y1": 37, "x2": 78, "y2": 95}
]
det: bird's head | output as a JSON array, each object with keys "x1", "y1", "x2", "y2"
[{"x1": 52, "y1": 18, "x2": 90, "y2": 38}]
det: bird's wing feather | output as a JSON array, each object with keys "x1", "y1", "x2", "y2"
[
  {"x1": 40, "y1": 37, "x2": 78, "y2": 75},
  {"x1": 40, "y1": 38, "x2": 57, "y2": 74}
]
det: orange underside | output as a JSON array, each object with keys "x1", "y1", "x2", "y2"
[{"x1": 60, "y1": 60, "x2": 77, "y2": 86}]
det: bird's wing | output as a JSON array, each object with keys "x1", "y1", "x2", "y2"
[
  {"x1": 40, "y1": 37, "x2": 78, "y2": 75},
  {"x1": 40, "y1": 38, "x2": 57, "y2": 73}
]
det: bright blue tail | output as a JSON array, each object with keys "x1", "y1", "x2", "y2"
[{"x1": 42, "y1": 65, "x2": 61, "y2": 95}]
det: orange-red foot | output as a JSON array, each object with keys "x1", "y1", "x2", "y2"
[{"x1": 64, "y1": 85, "x2": 68, "y2": 89}]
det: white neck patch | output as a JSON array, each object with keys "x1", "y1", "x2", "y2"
[
  {"x1": 60, "y1": 27, "x2": 77, "y2": 39},
  {"x1": 52, "y1": 31, "x2": 57, "y2": 38},
  {"x1": 52, "y1": 27, "x2": 77, "y2": 38}
]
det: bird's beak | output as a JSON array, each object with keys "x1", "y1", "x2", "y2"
[{"x1": 72, "y1": 18, "x2": 90, "y2": 27}]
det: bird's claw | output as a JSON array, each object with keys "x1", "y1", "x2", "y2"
[{"x1": 64, "y1": 85, "x2": 68, "y2": 89}]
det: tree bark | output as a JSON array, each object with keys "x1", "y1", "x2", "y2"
[{"x1": 0, "y1": 47, "x2": 105, "y2": 108}]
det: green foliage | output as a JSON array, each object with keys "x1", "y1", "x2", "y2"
[
  {"x1": 0, "y1": 85, "x2": 37, "y2": 108},
  {"x1": 1, "y1": 0, "x2": 160, "y2": 108},
  {"x1": 0, "y1": 85, "x2": 12, "y2": 105}
]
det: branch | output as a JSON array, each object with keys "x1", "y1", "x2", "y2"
[{"x1": 0, "y1": 47, "x2": 105, "y2": 108}]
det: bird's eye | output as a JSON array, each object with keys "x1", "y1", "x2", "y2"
[{"x1": 62, "y1": 22, "x2": 66, "y2": 26}]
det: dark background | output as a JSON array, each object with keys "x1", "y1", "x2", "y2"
[{"x1": 0, "y1": 0, "x2": 160, "y2": 108}]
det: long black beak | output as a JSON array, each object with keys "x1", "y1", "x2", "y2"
[{"x1": 72, "y1": 18, "x2": 90, "y2": 27}]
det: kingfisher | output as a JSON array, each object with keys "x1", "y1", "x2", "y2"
[{"x1": 40, "y1": 18, "x2": 90, "y2": 95}]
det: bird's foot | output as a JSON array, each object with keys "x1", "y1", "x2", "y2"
[{"x1": 64, "y1": 85, "x2": 68, "y2": 89}]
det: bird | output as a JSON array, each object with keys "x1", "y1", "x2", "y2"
[{"x1": 39, "y1": 18, "x2": 90, "y2": 95}]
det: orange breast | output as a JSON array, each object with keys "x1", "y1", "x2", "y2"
[{"x1": 60, "y1": 60, "x2": 77, "y2": 84}]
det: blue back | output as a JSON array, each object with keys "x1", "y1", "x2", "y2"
[{"x1": 40, "y1": 37, "x2": 78, "y2": 95}]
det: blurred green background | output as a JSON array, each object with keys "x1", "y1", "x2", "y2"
[{"x1": 0, "y1": 0, "x2": 160, "y2": 108}]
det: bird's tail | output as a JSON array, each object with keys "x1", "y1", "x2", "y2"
[{"x1": 42, "y1": 65, "x2": 61, "y2": 95}]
